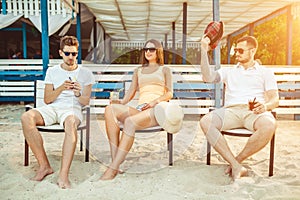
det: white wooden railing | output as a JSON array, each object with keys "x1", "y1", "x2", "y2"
[{"x1": 2, "y1": 0, "x2": 77, "y2": 18}]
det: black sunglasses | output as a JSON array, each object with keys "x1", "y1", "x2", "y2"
[
  {"x1": 234, "y1": 48, "x2": 252, "y2": 54},
  {"x1": 63, "y1": 51, "x2": 78, "y2": 56},
  {"x1": 143, "y1": 48, "x2": 156, "y2": 53}
]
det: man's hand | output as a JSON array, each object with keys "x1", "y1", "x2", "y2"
[
  {"x1": 253, "y1": 101, "x2": 267, "y2": 114},
  {"x1": 71, "y1": 81, "x2": 82, "y2": 97},
  {"x1": 59, "y1": 80, "x2": 74, "y2": 91},
  {"x1": 200, "y1": 35, "x2": 212, "y2": 52}
]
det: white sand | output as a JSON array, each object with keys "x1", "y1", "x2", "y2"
[{"x1": 1, "y1": 104, "x2": 300, "y2": 199}]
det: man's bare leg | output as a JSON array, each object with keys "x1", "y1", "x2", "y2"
[
  {"x1": 57, "y1": 115, "x2": 80, "y2": 189},
  {"x1": 226, "y1": 116, "x2": 276, "y2": 174},
  {"x1": 21, "y1": 110, "x2": 54, "y2": 181},
  {"x1": 200, "y1": 113, "x2": 247, "y2": 180},
  {"x1": 213, "y1": 136, "x2": 248, "y2": 180}
]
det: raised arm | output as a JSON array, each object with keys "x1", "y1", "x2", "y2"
[{"x1": 200, "y1": 36, "x2": 220, "y2": 83}]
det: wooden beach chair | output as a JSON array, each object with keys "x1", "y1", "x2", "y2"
[{"x1": 24, "y1": 80, "x2": 90, "y2": 166}]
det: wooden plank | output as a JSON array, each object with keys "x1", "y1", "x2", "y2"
[
  {"x1": 279, "y1": 91, "x2": 300, "y2": 98},
  {"x1": 0, "y1": 92, "x2": 34, "y2": 96},
  {"x1": 173, "y1": 74, "x2": 203, "y2": 82},
  {"x1": 0, "y1": 66, "x2": 43, "y2": 70},
  {"x1": 0, "y1": 82, "x2": 33, "y2": 86},
  {"x1": 173, "y1": 92, "x2": 214, "y2": 98},
  {"x1": 271, "y1": 68, "x2": 300, "y2": 74},
  {"x1": 181, "y1": 108, "x2": 210, "y2": 115},
  {"x1": 275, "y1": 75, "x2": 300, "y2": 81},
  {"x1": 0, "y1": 71, "x2": 44, "y2": 75},
  {"x1": 0, "y1": 87, "x2": 33, "y2": 91},
  {"x1": 29, "y1": 0, "x2": 34, "y2": 15},
  {"x1": 174, "y1": 83, "x2": 215, "y2": 90},
  {"x1": 93, "y1": 82, "x2": 124, "y2": 90},
  {"x1": 274, "y1": 108, "x2": 300, "y2": 115},
  {"x1": 279, "y1": 100, "x2": 300, "y2": 106},
  {"x1": 0, "y1": 59, "x2": 43, "y2": 65},
  {"x1": 170, "y1": 99, "x2": 215, "y2": 106},
  {"x1": 278, "y1": 83, "x2": 300, "y2": 90},
  {"x1": 94, "y1": 74, "x2": 132, "y2": 81}
]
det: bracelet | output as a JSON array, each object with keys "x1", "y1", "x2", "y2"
[{"x1": 75, "y1": 92, "x2": 81, "y2": 97}]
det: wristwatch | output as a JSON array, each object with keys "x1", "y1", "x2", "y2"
[{"x1": 75, "y1": 92, "x2": 81, "y2": 97}]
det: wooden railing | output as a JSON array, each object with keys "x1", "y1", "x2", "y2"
[{"x1": 0, "y1": 59, "x2": 299, "y2": 119}]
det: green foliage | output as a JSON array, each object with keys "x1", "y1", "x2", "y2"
[{"x1": 224, "y1": 12, "x2": 300, "y2": 65}]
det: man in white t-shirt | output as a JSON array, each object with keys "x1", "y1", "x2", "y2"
[
  {"x1": 199, "y1": 35, "x2": 279, "y2": 181},
  {"x1": 21, "y1": 36, "x2": 95, "y2": 189}
]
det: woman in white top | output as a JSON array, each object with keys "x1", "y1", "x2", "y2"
[{"x1": 101, "y1": 39, "x2": 173, "y2": 180}]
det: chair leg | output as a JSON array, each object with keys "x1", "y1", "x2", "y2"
[
  {"x1": 167, "y1": 132, "x2": 173, "y2": 166},
  {"x1": 24, "y1": 139, "x2": 29, "y2": 166},
  {"x1": 80, "y1": 130, "x2": 83, "y2": 151},
  {"x1": 269, "y1": 133, "x2": 275, "y2": 176},
  {"x1": 206, "y1": 140, "x2": 211, "y2": 165},
  {"x1": 85, "y1": 109, "x2": 90, "y2": 162}
]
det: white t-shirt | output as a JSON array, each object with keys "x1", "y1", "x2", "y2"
[
  {"x1": 44, "y1": 64, "x2": 95, "y2": 108},
  {"x1": 217, "y1": 62, "x2": 278, "y2": 106}
]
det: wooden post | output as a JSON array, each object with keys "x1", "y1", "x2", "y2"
[{"x1": 41, "y1": 0, "x2": 49, "y2": 79}]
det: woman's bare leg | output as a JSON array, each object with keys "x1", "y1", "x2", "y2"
[
  {"x1": 104, "y1": 105, "x2": 122, "y2": 160},
  {"x1": 101, "y1": 108, "x2": 158, "y2": 180}
]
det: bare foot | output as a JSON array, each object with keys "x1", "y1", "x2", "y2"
[
  {"x1": 232, "y1": 166, "x2": 248, "y2": 181},
  {"x1": 31, "y1": 167, "x2": 54, "y2": 181},
  {"x1": 100, "y1": 167, "x2": 119, "y2": 180},
  {"x1": 57, "y1": 177, "x2": 71, "y2": 189},
  {"x1": 225, "y1": 165, "x2": 232, "y2": 175}
]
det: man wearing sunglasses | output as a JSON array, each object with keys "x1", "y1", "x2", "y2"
[
  {"x1": 199, "y1": 35, "x2": 279, "y2": 181},
  {"x1": 21, "y1": 36, "x2": 95, "y2": 188}
]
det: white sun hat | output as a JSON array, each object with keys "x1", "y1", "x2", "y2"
[{"x1": 154, "y1": 101, "x2": 184, "y2": 134}]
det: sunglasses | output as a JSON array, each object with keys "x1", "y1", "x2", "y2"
[
  {"x1": 63, "y1": 51, "x2": 78, "y2": 56},
  {"x1": 234, "y1": 48, "x2": 252, "y2": 54},
  {"x1": 143, "y1": 48, "x2": 156, "y2": 53}
]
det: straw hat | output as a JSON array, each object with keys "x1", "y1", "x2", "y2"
[
  {"x1": 154, "y1": 101, "x2": 184, "y2": 134},
  {"x1": 204, "y1": 21, "x2": 224, "y2": 49}
]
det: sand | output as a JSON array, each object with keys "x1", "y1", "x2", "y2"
[{"x1": 0, "y1": 104, "x2": 300, "y2": 200}]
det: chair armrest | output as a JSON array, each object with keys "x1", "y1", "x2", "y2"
[
  {"x1": 25, "y1": 104, "x2": 33, "y2": 111},
  {"x1": 82, "y1": 105, "x2": 90, "y2": 110},
  {"x1": 209, "y1": 107, "x2": 216, "y2": 112}
]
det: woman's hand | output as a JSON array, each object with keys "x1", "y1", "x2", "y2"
[{"x1": 141, "y1": 101, "x2": 157, "y2": 111}]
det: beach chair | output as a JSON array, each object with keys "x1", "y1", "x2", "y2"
[
  {"x1": 206, "y1": 112, "x2": 276, "y2": 176},
  {"x1": 24, "y1": 80, "x2": 90, "y2": 166},
  {"x1": 206, "y1": 85, "x2": 276, "y2": 176},
  {"x1": 114, "y1": 82, "x2": 176, "y2": 166},
  {"x1": 119, "y1": 125, "x2": 173, "y2": 166}
]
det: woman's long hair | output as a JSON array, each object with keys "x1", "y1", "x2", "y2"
[{"x1": 140, "y1": 39, "x2": 164, "y2": 67}]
